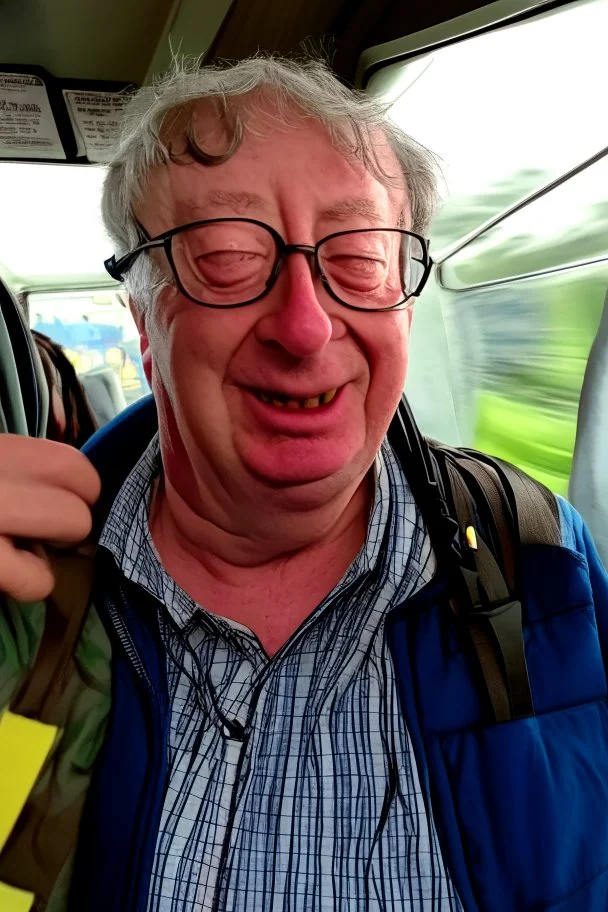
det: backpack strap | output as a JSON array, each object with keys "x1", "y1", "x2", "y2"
[
  {"x1": 388, "y1": 397, "x2": 561, "y2": 724},
  {"x1": 445, "y1": 444, "x2": 561, "y2": 547}
]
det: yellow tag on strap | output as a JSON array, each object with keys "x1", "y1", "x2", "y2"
[
  {"x1": 465, "y1": 525, "x2": 478, "y2": 551},
  {"x1": 0, "y1": 879, "x2": 35, "y2": 912},
  {"x1": 0, "y1": 709, "x2": 58, "y2": 853}
]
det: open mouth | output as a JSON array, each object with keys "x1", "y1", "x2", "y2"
[{"x1": 252, "y1": 387, "x2": 339, "y2": 409}]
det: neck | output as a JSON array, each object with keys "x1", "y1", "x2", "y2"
[
  {"x1": 148, "y1": 440, "x2": 375, "y2": 651},
  {"x1": 150, "y1": 465, "x2": 373, "y2": 653},
  {"x1": 150, "y1": 465, "x2": 373, "y2": 578}
]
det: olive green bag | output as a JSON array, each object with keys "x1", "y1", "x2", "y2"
[
  {"x1": 0, "y1": 549, "x2": 112, "y2": 911},
  {"x1": 0, "y1": 280, "x2": 112, "y2": 910}
]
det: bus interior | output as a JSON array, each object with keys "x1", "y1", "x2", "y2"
[{"x1": 1, "y1": 0, "x2": 607, "y2": 560}]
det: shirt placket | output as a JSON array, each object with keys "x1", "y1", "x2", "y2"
[
  {"x1": 208, "y1": 661, "x2": 269, "y2": 912},
  {"x1": 181, "y1": 625, "x2": 264, "y2": 912}
]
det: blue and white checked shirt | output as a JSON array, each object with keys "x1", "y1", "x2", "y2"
[{"x1": 100, "y1": 434, "x2": 461, "y2": 912}]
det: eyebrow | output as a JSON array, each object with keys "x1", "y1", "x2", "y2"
[
  {"x1": 182, "y1": 189, "x2": 269, "y2": 218},
  {"x1": 178, "y1": 192, "x2": 384, "y2": 224},
  {"x1": 320, "y1": 198, "x2": 384, "y2": 222}
]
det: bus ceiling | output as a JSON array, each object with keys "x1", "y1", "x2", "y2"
[{"x1": 1, "y1": 0, "x2": 496, "y2": 87}]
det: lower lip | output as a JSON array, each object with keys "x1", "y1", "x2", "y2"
[{"x1": 243, "y1": 386, "x2": 346, "y2": 432}]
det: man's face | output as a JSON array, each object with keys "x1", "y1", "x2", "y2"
[{"x1": 135, "y1": 104, "x2": 413, "y2": 509}]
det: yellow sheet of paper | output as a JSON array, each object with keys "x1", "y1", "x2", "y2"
[
  {"x1": 0, "y1": 880, "x2": 34, "y2": 912},
  {"x1": 0, "y1": 709, "x2": 58, "y2": 853}
]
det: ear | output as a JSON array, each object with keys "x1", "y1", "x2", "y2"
[{"x1": 129, "y1": 298, "x2": 153, "y2": 388}]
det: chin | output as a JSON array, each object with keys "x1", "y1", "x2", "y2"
[{"x1": 239, "y1": 436, "x2": 367, "y2": 494}]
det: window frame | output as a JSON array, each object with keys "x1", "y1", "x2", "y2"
[
  {"x1": 356, "y1": 0, "x2": 584, "y2": 89},
  {"x1": 436, "y1": 145, "x2": 608, "y2": 292}
]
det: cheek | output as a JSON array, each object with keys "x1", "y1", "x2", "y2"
[
  {"x1": 147, "y1": 311, "x2": 236, "y2": 460},
  {"x1": 146, "y1": 301, "x2": 250, "y2": 410},
  {"x1": 365, "y1": 312, "x2": 411, "y2": 425}
]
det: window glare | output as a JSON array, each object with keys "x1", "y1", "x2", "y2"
[
  {"x1": 371, "y1": 0, "x2": 608, "y2": 250},
  {"x1": 443, "y1": 156, "x2": 608, "y2": 287},
  {"x1": 0, "y1": 164, "x2": 111, "y2": 291}
]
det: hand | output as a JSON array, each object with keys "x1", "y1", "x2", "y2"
[{"x1": 0, "y1": 435, "x2": 101, "y2": 601}]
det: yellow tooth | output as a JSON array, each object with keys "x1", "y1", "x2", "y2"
[
  {"x1": 303, "y1": 398, "x2": 320, "y2": 408},
  {"x1": 272, "y1": 398, "x2": 285, "y2": 407},
  {"x1": 324, "y1": 388, "x2": 338, "y2": 404}
]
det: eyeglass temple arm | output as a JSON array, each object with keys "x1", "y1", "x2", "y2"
[{"x1": 104, "y1": 235, "x2": 165, "y2": 282}]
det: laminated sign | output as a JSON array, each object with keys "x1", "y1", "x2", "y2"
[
  {"x1": 64, "y1": 89, "x2": 134, "y2": 163},
  {"x1": 0, "y1": 73, "x2": 65, "y2": 159}
]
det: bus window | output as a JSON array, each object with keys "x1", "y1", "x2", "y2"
[
  {"x1": 365, "y1": 0, "x2": 608, "y2": 497},
  {"x1": 29, "y1": 290, "x2": 149, "y2": 415},
  {"x1": 437, "y1": 156, "x2": 608, "y2": 496},
  {"x1": 0, "y1": 162, "x2": 149, "y2": 424}
]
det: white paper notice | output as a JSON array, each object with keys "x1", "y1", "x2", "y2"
[
  {"x1": 0, "y1": 73, "x2": 65, "y2": 159},
  {"x1": 64, "y1": 90, "x2": 134, "y2": 163}
]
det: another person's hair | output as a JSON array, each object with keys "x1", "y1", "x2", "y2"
[
  {"x1": 32, "y1": 330, "x2": 98, "y2": 447},
  {"x1": 102, "y1": 55, "x2": 440, "y2": 314}
]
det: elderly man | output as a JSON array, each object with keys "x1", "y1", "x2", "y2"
[{"x1": 1, "y1": 56, "x2": 608, "y2": 912}]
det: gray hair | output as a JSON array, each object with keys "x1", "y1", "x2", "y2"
[{"x1": 102, "y1": 55, "x2": 440, "y2": 314}]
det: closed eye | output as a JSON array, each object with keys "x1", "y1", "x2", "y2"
[
  {"x1": 193, "y1": 249, "x2": 270, "y2": 287},
  {"x1": 324, "y1": 254, "x2": 387, "y2": 286}
]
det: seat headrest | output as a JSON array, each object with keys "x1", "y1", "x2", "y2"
[{"x1": 0, "y1": 276, "x2": 48, "y2": 436}]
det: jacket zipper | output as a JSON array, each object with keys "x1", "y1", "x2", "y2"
[
  {"x1": 106, "y1": 586, "x2": 156, "y2": 699},
  {"x1": 103, "y1": 587, "x2": 165, "y2": 912}
]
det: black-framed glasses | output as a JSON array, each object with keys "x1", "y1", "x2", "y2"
[{"x1": 104, "y1": 218, "x2": 433, "y2": 312}]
